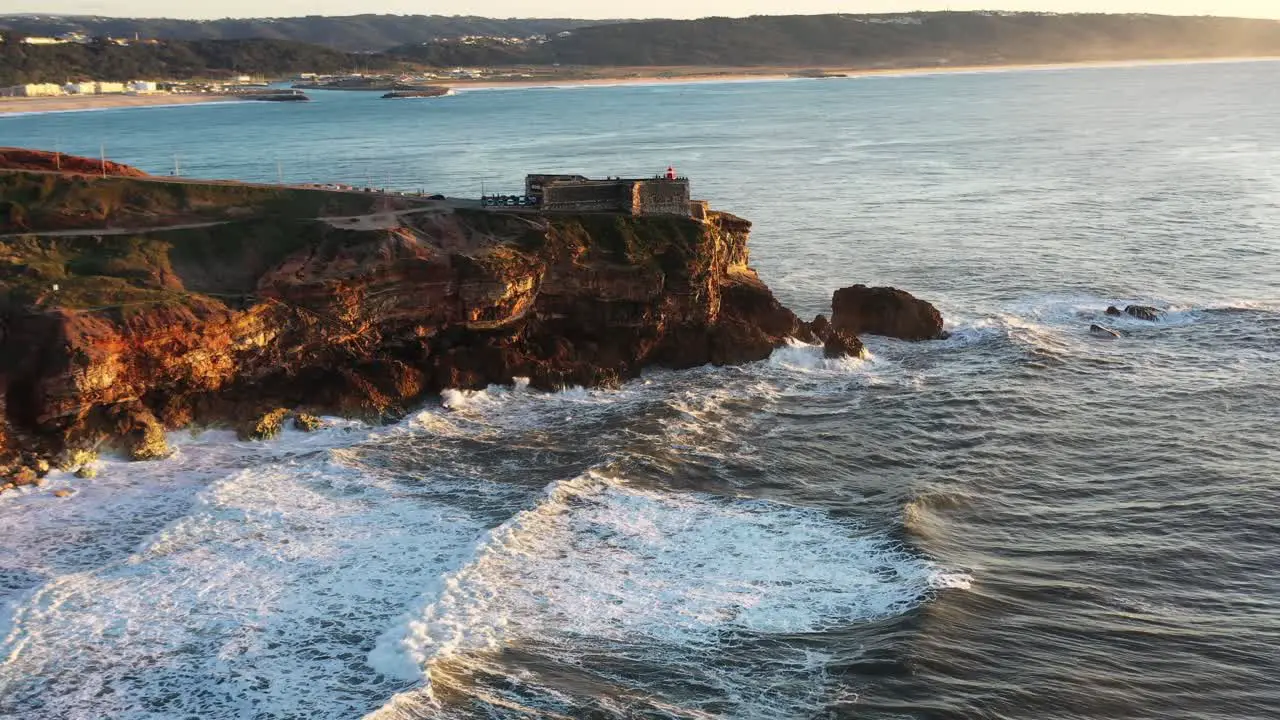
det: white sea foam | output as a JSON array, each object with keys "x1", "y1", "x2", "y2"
[
  {"x1": 768, "y1": 338, "x2": 876, "y2": 374},
  {"x1": 0, "y1": 359, "x2": 964, "y2": 719},
  {"x1": 368, "y1": 468, "x2": 964, "y2": 717},
  {"x1": 940, "y1": 294, "x2": 1197, "y2": 359},
  {"x1": 0, "y1": 444, "x2": 487, "y2": 719}
]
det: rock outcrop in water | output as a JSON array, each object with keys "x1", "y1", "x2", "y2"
[
  {"x1": 829, "y1": 284, "x2": 946, "y2": 341},
  {"x1": 0, "y1": 162, "x2": 812, "y2": 478},
  {"x1": 807, "y1": 313, "x2": 865, "y2": 359},
  {"x1": 1123, "y1": 305, "x2": 1161, "y2": 321},
  {"x1": 1106, "y1": 304, "x2": 1161, "y2": 321}
]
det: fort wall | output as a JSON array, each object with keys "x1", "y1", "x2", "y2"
[
  {"x1": 541, "y1": 181, "x2": 634, "y2": 213},
  {"x1": 536, "y1": 176, "x2": 693, "y2": 216},
  {"x1": 526, "y1": 174, "x2": 588, "y2": 199},
  {"x1": 633, "y1": 180, "x2": 692, "y2": 216}
]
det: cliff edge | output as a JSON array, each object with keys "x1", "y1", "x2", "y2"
[
  {"x1": 0, "y1": 167, "x2": 808, "y2": 473},
  {"x1": 0, "y1": 147, "x2": 150, "y2": 178}
]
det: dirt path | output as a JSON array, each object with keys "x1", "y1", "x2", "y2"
[
  {"x1": 320, "y1": 203, "x2": 454, "y2": 230},
  {"x1": 0, "y1": 220, "x2": 231, "y2": 239}
]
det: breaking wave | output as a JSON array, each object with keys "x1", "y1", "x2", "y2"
[
  {"x1": 368, "y1": 468, "x2": 964, "y2": 718},
  {"x1": 0, "y1": 352, "x2": 964, "y2": 719}
]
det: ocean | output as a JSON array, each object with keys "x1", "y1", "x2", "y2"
[{"x1": 1, "y1": 60, "x2": 1278, "y2": 719}]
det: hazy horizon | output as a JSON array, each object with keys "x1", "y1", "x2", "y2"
[{"x1": 3, "y1": 2, "x2": 1280, "y2": 22}]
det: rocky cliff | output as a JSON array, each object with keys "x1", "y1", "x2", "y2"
[{"x1": 0, "y1": 168, "x2": 810, "y2": 474}]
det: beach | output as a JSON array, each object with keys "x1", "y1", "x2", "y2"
[
  {"x1": 3, "y1": 57, "x2": 1277, "y2": 116},
  {"x1": 0, "y1": 93, "x2": 238, "y2": 117},
  {"x1": 447, "y1": 56, "x2": 1280, "y2": 90}
]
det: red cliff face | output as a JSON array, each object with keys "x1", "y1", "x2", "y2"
[
  {"x1": 0, "y1": 180, "x2": 807, "y2": 472},
  {"x1": 0, "y1": 148, "x2": 149, "y2": 178},
  {"x1": 0, "y1": 161, "x2": 946, "y2": 483}
]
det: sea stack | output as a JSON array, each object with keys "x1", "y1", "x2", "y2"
[{"x1": 828, "y1": 284, "x2": 946, "y2": 341}]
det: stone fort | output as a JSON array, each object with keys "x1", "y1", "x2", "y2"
[{"x1": 524, "y1": 174, "x2": 708, "y2": 219}]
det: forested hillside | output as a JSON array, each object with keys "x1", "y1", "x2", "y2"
[
  {"x1": 4, "y1": 12, "x2": 1280, "y2": 85},
  {"x1": 389, "y1": 13, "x2": 1280, "y2": 67},
  {"x1": 0, "y1": 37, "x2": 397, "y2": 85},
  {"x1": 0, "y1": 14, "x2": 608, "y2": 52}
]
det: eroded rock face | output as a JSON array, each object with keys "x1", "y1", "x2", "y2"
[
  {"x1": 829, "y1": 284, "x2": 945, "y2": 341},
  {"x1": 810, "y1": 314, "x2": 832, "y2": 342},
  {"x1": 0, "y1": 176, "x2": 805, "y2": 466}
]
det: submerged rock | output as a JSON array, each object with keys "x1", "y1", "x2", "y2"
[
  {"x1": 1105, "y1": 306, "x2": 1123, "y2": 316},
  {"x1": 12, "y1": 467, "x2": 38, "y2": 487},
  {"x1": 293, "y1": 413, "x2": 324, "y2": 432},
  {"x1": 56, "y1": 448, "x2": 98, "y2": 473},
  {"x1": 128, "y1": 420, "x2": 172, "y2": 461},
  {"x1": 822, "y1": 329, "x2": 865, "y2": 359},
  {"x1": 239, "y1": 409, "x2": 291, "y2": 441},
  {"x1": 98, "y1": 403, "x2": 173, "y2": 461},
  {"x1": 1090, "y1": 324, "x2": 1122, "y2": 338},
  {"x1": 1124, "y1": 305, "x2": 1161, "y2": 321},
  {"x1": 829, "y1": 284, "x2": 945, "y2": 341}
]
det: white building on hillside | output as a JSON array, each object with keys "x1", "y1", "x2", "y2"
[
  {"x1": 64, "y1": 82, "x2": 97, "y2": 95},
  {"x1": 95, "y1": 82, "x2": 126, "y2": 94},
  {"x1": 2, "y1": 83, "x2": 65, "y2": 97},
  {"x1": 128, "y1": 81, "x2": 158, "y2": 94}
]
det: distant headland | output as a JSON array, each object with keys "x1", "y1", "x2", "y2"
[{"x1": 3, "y1": 12, "x2": 1280, "y2": 90}]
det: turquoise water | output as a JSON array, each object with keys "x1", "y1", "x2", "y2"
[{"x1": 1, "y1": 61, "x2": 1278, "y2": 718}]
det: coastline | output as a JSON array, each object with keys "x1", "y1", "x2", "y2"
[
  {"x1": 446, "y1": 56, "x2": 1280, "y2": 91},
  {"x1": 0, "y1": 93, "x2": 239, "y2": 117},
  {"x1": 1, "y1": 56, "x2": 1276, "y2": 116}
]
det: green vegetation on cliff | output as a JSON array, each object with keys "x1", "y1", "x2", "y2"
[
  {"x1": 0, "y1": 218, "x2": 336, "y2": 313},
  {"x1": 0, "y1": 15, "x2": 607, "y2": 53},
  {"x1": 0, "y1": 172, "x2": 381, "y2": 234},
  {"x1": 390, "y1": 13, "x2": 1280, "y2": 67},
  {"x1": 0, "y1": 172, "x2": 388, "y2": 312},
  {"x1": 0, "y1": 36, "x2": 398, "y2": 85},
  {"x1": 5, "y1": 12, "x2": 1280, "y2": 83}
]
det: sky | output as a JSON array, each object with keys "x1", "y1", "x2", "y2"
[{"x1": 7, "y1": 0, "x2": 1280, "y2": 21}]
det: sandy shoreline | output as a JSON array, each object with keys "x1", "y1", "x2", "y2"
[
  {"x1": 2, "y1": 57, "x2": 1276, "y2": 116},
  {"x1": 0, "y1": 93, "x2": 238, "y2": 117},
  {"x1": 447, "y1": 56, "x2": 1280, "y2": 91}
]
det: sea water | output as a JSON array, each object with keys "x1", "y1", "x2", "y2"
[{"x1": 1, "y1": 60, "x2": 1277, "y2": 718}]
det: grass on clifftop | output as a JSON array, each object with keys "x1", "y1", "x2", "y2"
[
  {"x1": 0, "y1": 217, "x2": 334, "y2": 315},
  {"x1": 0, "y1": 172, "x2": 385, "y2": 234}
]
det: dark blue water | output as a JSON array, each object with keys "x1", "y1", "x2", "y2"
[{"x1": 1, "y1": 60, "x2": 1278, "y2": 719}]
